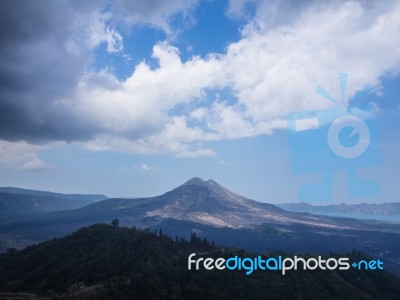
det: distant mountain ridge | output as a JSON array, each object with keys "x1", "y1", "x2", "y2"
[
  {"x1": 277, "y1": 202, "x2": 400, "y2": 217},
  {"x1": 0, "y1": 187, "x2": 108, "y2": 220},
  {"x1": 0, "y1": 187, "x2": 107, "y2": 202}
]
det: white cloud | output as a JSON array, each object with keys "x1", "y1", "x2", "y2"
[
  {"x1": 137, "y1": 163, "x2": 153, "y2": 171},
  {"x1": 76, "y1": 10, "x2": 124, "y2": 53},
  {"x1": 226, "y1": 0, "x2": 253, "y2": 19},
  {"x1": 202, "y1": 102, "x2": 256, "y2": 138},
  {"x1": 83, "y1": 116, "x2": 217, "y2": 157},
  {"x1": 70, "y1": 1, "x2": 195, "y2": 53},
  {"x1": 19, "y1": 155, "x2": 55, "y2": 171},
  {"x1": 67, "y1": 1, "x2": 400, "y2": 158},
  {"x1": 224, "y1": 0, "x2": 400, "y2": 123},
  {"x1": 77, "y1": 43, "x2": 225, "y2": 135},
  {"x1": 176, "y1": 149, "x2": 216, "y2": 158},
  {"x1": 99, "y1": 26, "x2": 124, "y2": 53},
  {"x1": 0, "y1": 140, "x2": 54, "y2": 170}
]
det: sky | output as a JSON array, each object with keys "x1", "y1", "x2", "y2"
[{"x1": 0, "y1": 0, "x2": 399, "y2": 204}]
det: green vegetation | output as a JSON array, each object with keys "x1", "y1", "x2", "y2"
[{"x1": 0, "y1": 224, "x2": 399, "y2": 299}]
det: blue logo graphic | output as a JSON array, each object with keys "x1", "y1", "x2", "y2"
[
  {"x1": 287, "y1": 73, "x2": 381, "y2": 202},
  {"x1": 188, "y1": 253, "x2": 383, "y2": 275},
  {"x1": 352, "y1": 259, "x2": 383, "y2": 270}
]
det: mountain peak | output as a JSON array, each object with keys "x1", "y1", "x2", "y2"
[
  {"x1": 184, "y1": 177, "x2": 206, "y2": 185},
  {"x1": 178, "y1": 177, "x2": 230, "y2": 200},
  {"x1": 183, "y1": 178, "x2": 221, "y2": 189}
]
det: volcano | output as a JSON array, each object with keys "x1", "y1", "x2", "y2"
[{"x1": 74, "y1": 177, "x2": 347, "y2": 230}]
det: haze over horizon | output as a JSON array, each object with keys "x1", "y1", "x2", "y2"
[{"x1": 0, "y1": 0, "x2": 399, "y2": 204}]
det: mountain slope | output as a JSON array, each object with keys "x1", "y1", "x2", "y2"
[{"x1": 0, "y1": 224, "x2": 399, "y2": 299}]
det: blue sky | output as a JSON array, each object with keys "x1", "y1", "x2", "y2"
[{"x1": 0, "y1": 0, "x2": 399, "y2": 204}]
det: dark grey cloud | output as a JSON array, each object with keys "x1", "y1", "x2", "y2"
[
  {"x1": 111, "y1": 0, "x2": 196, "y2": 30},
  {"x1": 0, "y1": 0, "x2": 196, "y2": 144},
  {"x1": 254, "y1": 0, "x2": 394, "y2": 31},
  {"x1": 0, "y1": 0, "x2": 97, "y2": 142}
]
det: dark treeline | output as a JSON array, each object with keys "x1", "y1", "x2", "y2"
[{"x1": 0, "y1": 223, "x2": 399, "y2": 299}]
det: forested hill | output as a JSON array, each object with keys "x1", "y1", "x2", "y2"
[{"x1": 0, "y1": 224, "x2": 399, "y2": 300}]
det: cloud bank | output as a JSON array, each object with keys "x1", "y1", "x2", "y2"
[{"x1": 1, "y1": 0, "x2": 399, "y2": 163}]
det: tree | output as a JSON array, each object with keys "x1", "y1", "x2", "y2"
[
  {"x1": 111, "y1": 218, "x2": 119, "y2": 227},
  {"x1": 6, "y1": 247, "x2": 17, "y2": 255},
  {"x1": 190, "y1": 231, "x2": 197, "y2": 243}
]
